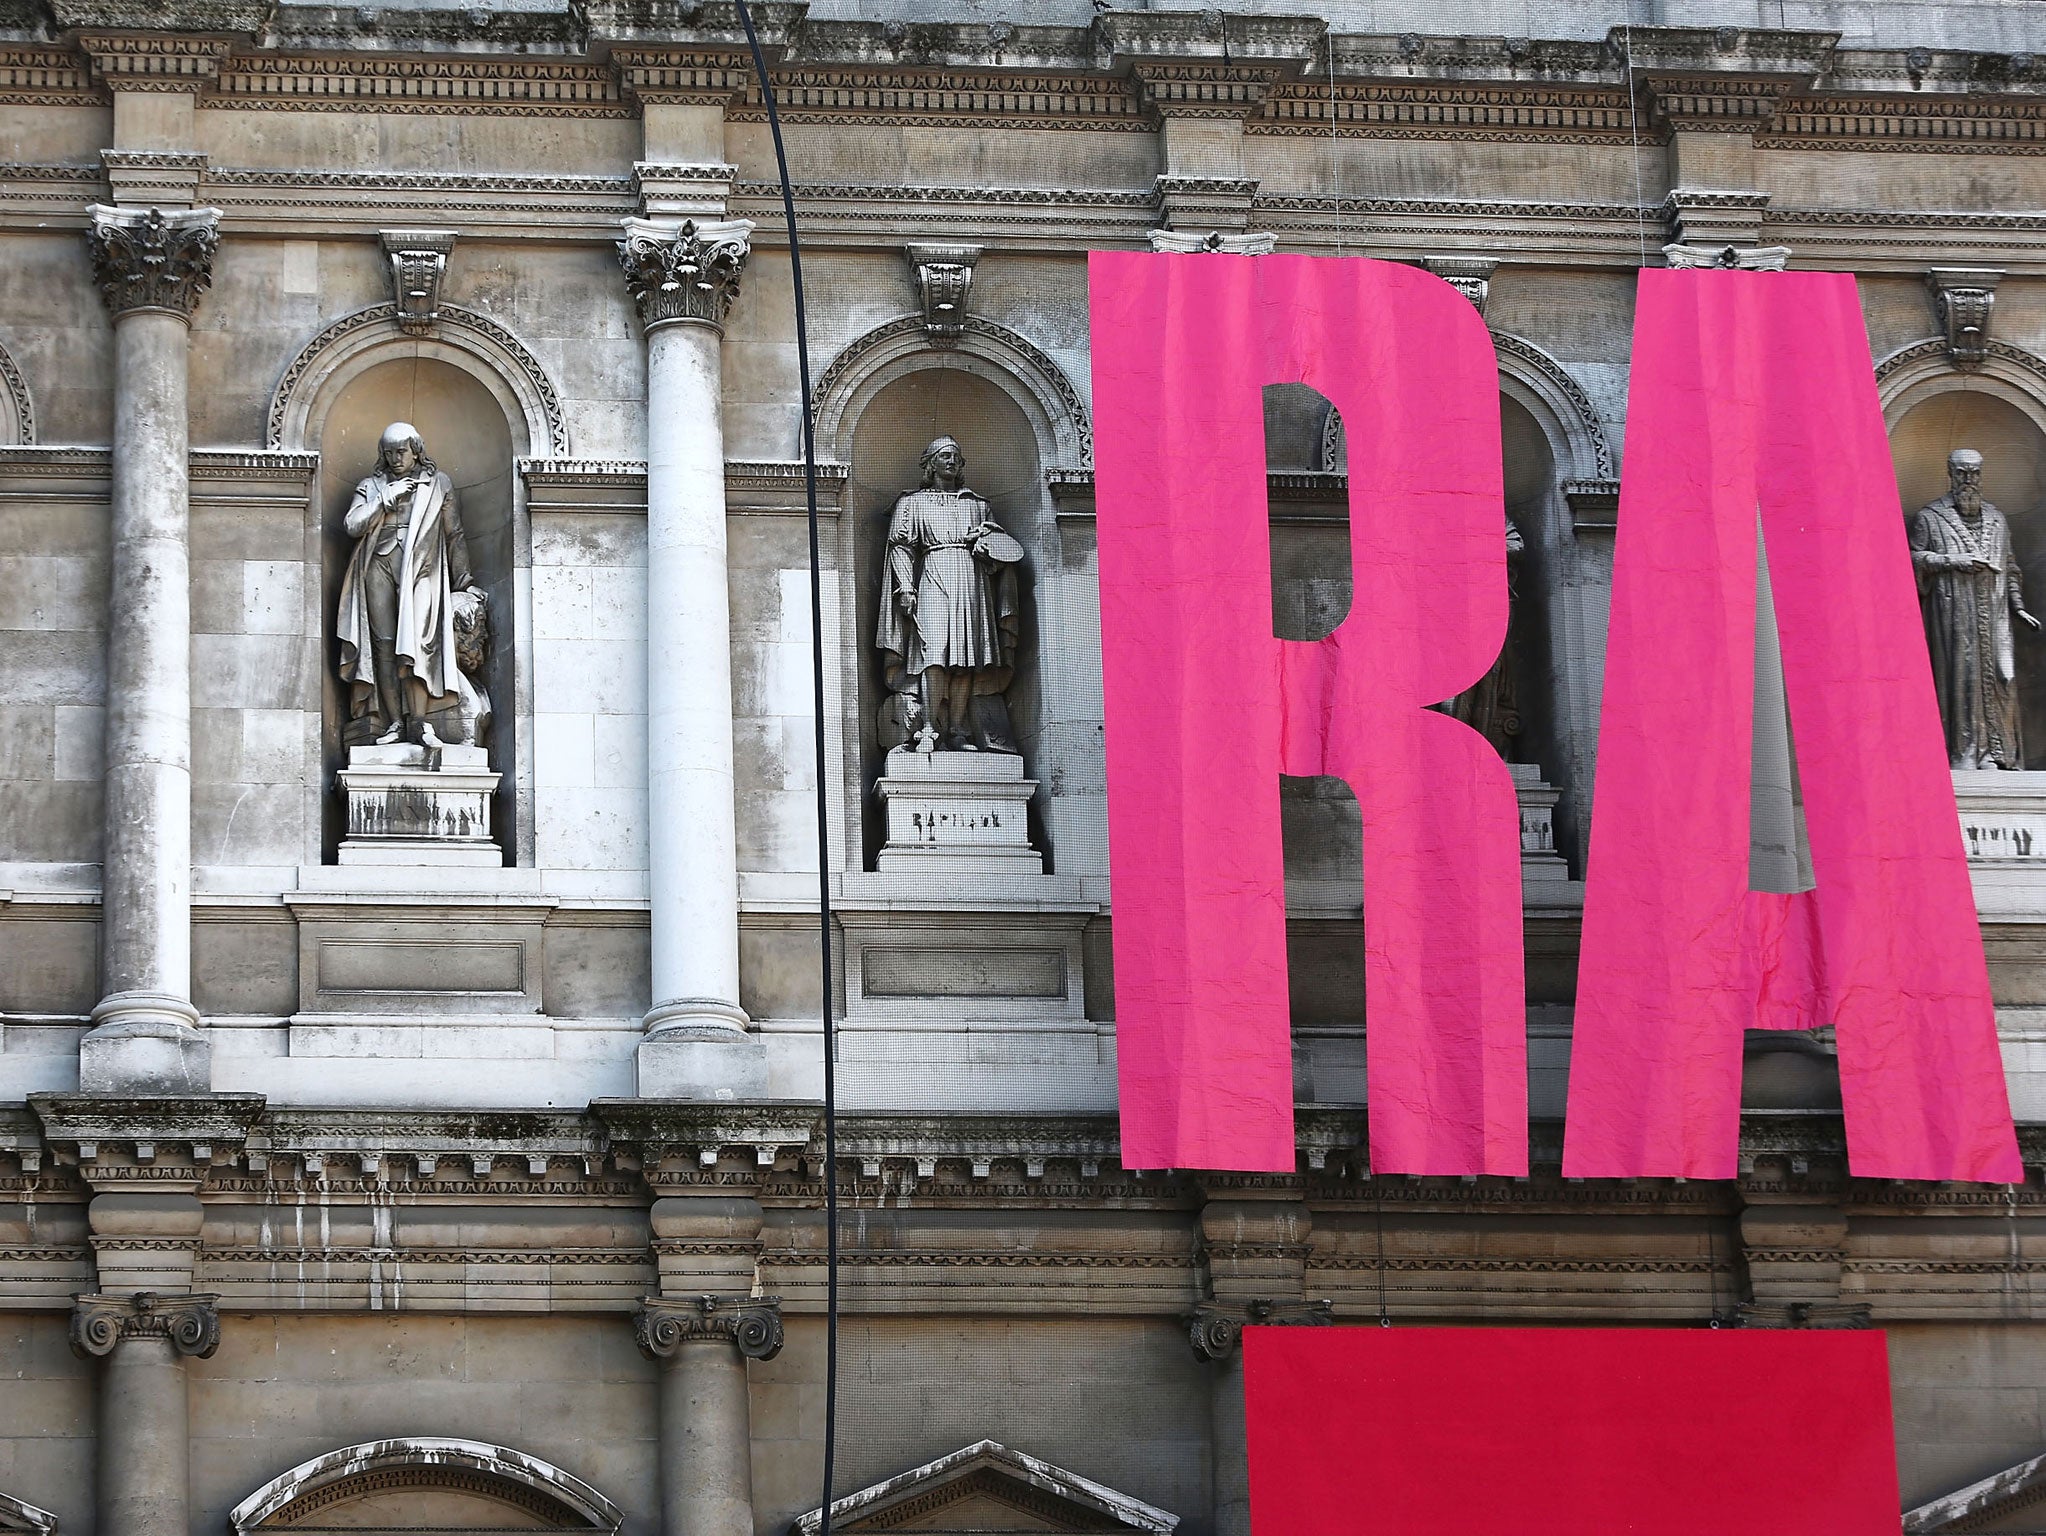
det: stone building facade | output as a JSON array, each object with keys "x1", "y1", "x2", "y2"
[{"x1": 3, "y1": 0, "x2": 2046, "y2": 1530}]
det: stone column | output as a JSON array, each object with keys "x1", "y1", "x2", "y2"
[
  {"x1": 71, "y1": 1291, "x2": 219, "y2": 1536},
  {"x1": 635, "y1": 1295, "x2": 782, "y2": 1536},
  {"x1": 79, "y1": 204, "x2": 219, "y2": 1095},
  {"x1": 1189, "y1": 1299, "x2": 1331, "y2": 1536},
  {"x1": 617, "y1": 215, "x2": 763, "y2": 1097}
]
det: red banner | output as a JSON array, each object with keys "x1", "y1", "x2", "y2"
[
  {"x1": 1565, "y1": 270, "x2": 2019, "y2": 1182},
  {"x1": 1091, "y1": 250, "x2": 1525, "y2": 1174},
  {"x1": 1246, "y1": 1326, "x2": 1900, "y2": 1535}
]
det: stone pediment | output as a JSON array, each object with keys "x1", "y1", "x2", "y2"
[
  {"x1": 1906, "y1": 1450, "x2": 2046, "y2": 1533},
  {"x1": 790, "y1": 1442, "x2": 1177, "y2": 1536},
  {"x1": 0, "y1": 1493, "x2": 57, "y2": 1536}
]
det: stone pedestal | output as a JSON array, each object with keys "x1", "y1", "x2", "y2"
[
  {"x1": 875, "y1": 749, "x2": 1042, "y2": 875},
  {"x1": 336, "y1": 743, "x2": 500, "y2": 867},
  {"x1": 1511, "y1": 762, "x2": 1573, "y2": 891},
  {"x1": 1954, "y1": 769, "x2": 2046, "y2": 915}
]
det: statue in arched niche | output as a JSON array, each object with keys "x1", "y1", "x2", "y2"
[
  {"x1": 1911, "y1": 447, "x2": 2039, "y2": 770},
  {"x1": 1438, "y1": 511, "x2": 1526, "y2": 756},
  {"x1": 336, "y1": 421, "x2": 492, "y2": 752},
  {"x1": 875, "y1": 435, "x2": 1023, "y2": 753}
]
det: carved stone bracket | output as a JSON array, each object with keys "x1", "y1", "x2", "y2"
[
  {"x1": 617, "y1": 216, "x2": 752, "y2": 333},
  {"x1": 1187, "y1": 1297, "x2": 1333, "y2": 1362},
  {"x1": 379, "y1": 229, "x2": 456, "y2": 336},
  {"x1": 1927, "y1": 268, "x2": 2003, "y2": 371},
  {"x1": 1661, "y1": 242, "x2": 1789, "y2": 271},
  {"x1": 633, "y1": 1294, "x2": 784, "y2": 1360},
  {"x1": 1419, "y1": 255, "x2": 1497, "y2": 317},
  {"x1": 86, "y1": 205, "x2": 221, "y2": 321},
  {"x1": 905, "y1": 243, "x2": 982, "y2": 341},
  {"x1": 70, "y1": 1291, "x2": 220, "y2": 1359},
  {"x1": 1149, "y1": 230, "x2": 1278, "y2": 255}
]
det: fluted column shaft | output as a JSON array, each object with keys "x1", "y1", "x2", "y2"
[
  {"x1": 79, "y1": 205, "x2": 218, "y2": 1095},
  {"x1": 618, "y1": 216, "x2": 754, "y2": 1046}
]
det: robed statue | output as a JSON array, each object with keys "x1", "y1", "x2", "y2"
[
  {"x1": 337, "y1": 422, "x2": 492, "y2": 751},
  {"x1": 1438, "y1": 512, "x2": 1526, "y2": 756},
  {"x1": 876, "y1": 435, "x2": 1023, "y2": 753},
  {"x1": 1910, "y1": 447, "x2": 2039, "y2": 770}
]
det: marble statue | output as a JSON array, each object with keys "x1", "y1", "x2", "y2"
[
  {"x1": 1439, "y1": 511, "x2": 1526, "y2": 755},
  {"x1": 1910, "y1": 447, "x2": 2039, "y2": 770},
  {"x1": 876, "y1": 435, "x2": 1022, "y2": 753},
  {"x1": 336, "y1": 421, "x2": 492, "y2": 751}
]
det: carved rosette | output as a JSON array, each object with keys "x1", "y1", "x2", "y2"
[
  {"x1": 617, "y1": 216, "x2": 752, "y2": 333},
  {"x1": 634, "y1": 1295, "x2": 784, "y2": 1361},
  {"x1": 1187, "y1": 1298, "x2": 1333, "y2": 1363},
  {"x1": 85, "y1": 205, "x2": 221, "y2": 320},
  {"x1": 70, "y1": 1291, "x2": 221, "y2": 1360}
]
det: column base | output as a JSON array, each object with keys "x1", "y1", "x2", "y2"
[
  {"x1": 80, "y1": 992, "x2": 210, "y2": 1095},
  {"x1": 637, "y1": 1012, "x2": 765, "y2": 1102}
]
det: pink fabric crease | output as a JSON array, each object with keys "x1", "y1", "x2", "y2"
[
  {"x1": 1090, "y1": 250, "x2": 1527, "y2": 1175},
  {"x1": 1564, "y1": 269, "x2": 2019, "y2": 1182}
]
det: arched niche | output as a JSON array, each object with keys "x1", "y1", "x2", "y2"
[
  {"x1": 1881, "y1": 344, "x2": 2046, "y2": 766},
  {"x1": 0, "y1": 337, "x2": 34, "y2": 445},
  {"x1": 847, "y1": 366, "x2": 1050, "y2": 868},
  {"x1": 311, "y1": 353, "x2": 524, "y2": 863},
  {"x1": 229, "y1": 1438, "x2": 621, "y2": 1533}
]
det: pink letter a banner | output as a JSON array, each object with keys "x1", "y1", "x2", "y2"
[
  {"x1": 1091, "y1": 251, "x2": 1526, "y2": 1175},
  {"x1": 1565, "y1": 270, "x2": 2019, "y2": 1182}
]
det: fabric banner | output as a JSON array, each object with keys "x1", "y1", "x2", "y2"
[
  {"x1": 1244, "y1": 1326, "x2": 1900, "y2": 1534},
  {"x1": 1090, "y1": 251, "x2": 1525, "y2": 1174},
  {"x1": 1565, "y1": 269, "x2": 2019, "y2": 1181}
]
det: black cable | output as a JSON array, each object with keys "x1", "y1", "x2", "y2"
[{"x1": 732, "y1": 7, "x2": 838, "y2": 1533}]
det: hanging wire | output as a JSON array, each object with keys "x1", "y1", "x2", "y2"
[
  {"x1": 1374, "y1": 1188, "x2": 1391, "y2": 1326},
  {"x1": 1623, "y1": 25, "x2": 1649, "y2": 270},
  {"x1": 732, "y1": 7, "x2": 839, "y2": 1534},
  {"x1": 1327, "y1": 30, "x2": 1342, "y2": 258}
]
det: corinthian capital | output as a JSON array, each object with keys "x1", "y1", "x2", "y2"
[
  {"x1": 633, "y1": 1294, "x2": 783, "y2": 1361},
  {"x1": 70, "y1": 1291, "x2": 220, "y2": 1359},
  {"x1": 86, "y1": 205, "x2": 220, "y2": 320},
  {"x1": 617, "y1": 216, "x2": 751, "y2": 333}
]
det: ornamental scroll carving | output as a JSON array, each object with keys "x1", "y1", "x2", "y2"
[
  {"x1": 1186, "y1": 1297, "x2": 1332, "y2": 1362},
  {"x1": 617, "y1": 216, "x2": 752, "y2": 331},
  {"x1": 85, "y1": 205, "x2": 220, "y2": 319},
  {"x1": 633, "y1": 1295, "x2": 784, "y2": 1360},
  {"x1": 70, "y1": 1291, "x2": 221, "y2": 1359}
]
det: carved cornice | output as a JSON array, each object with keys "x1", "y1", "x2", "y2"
[
  {"x1": 612, "y1": 46, "x2": 752, "y2": 107},
  {"x1": 1254, "y1": 82, "x2": 1644, "y2": 142},
  {"x1": 617, "y1": 216, "x2": 751, "y2": 332},
  {"x1": 85, "y1": 205, "x2": 220, "y2": 320},
  {"x1": 0, "y1": 45, "x2": 101, "y2": 105},
  {"x1": 30, "y1": 1093, "x2": 264, "y2": 1172},
  {"x1": 727, "y1": 69, "x2": 1145, "y2": 130},
  {"x1": 77, "y1": 32, "x2": 235, "y2": 93},
  {"x1": 1132, "y1": 60, "x2": 1288, "y2": 120},
  {"x1": 1761, "y1": 95, "x2": 2046, "y2": 153},
  {"x1": 213, "y1": 53, "x2": 625, "y2": 115},
  {"x1": 633, "y1": 1294, "x2": 783, "y2": 1360},
  {"x1": 1187, "y1": 1297, "x2": 1333, "y2": 1361},
  {"x1": 70, "y1": 1291, "x2": 221, "y2": 1359},
  {"x1": 1645, "y1": 75, "x2": 1791, "y2": 131}
]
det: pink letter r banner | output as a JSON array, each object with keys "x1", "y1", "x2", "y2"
[
  {"x1": 1090, "y1": 251, "x2": 1526, "y2": 1175},
  {"x1": 1565, "y1": 269, "x2": 2019, "y2": 1181}
]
